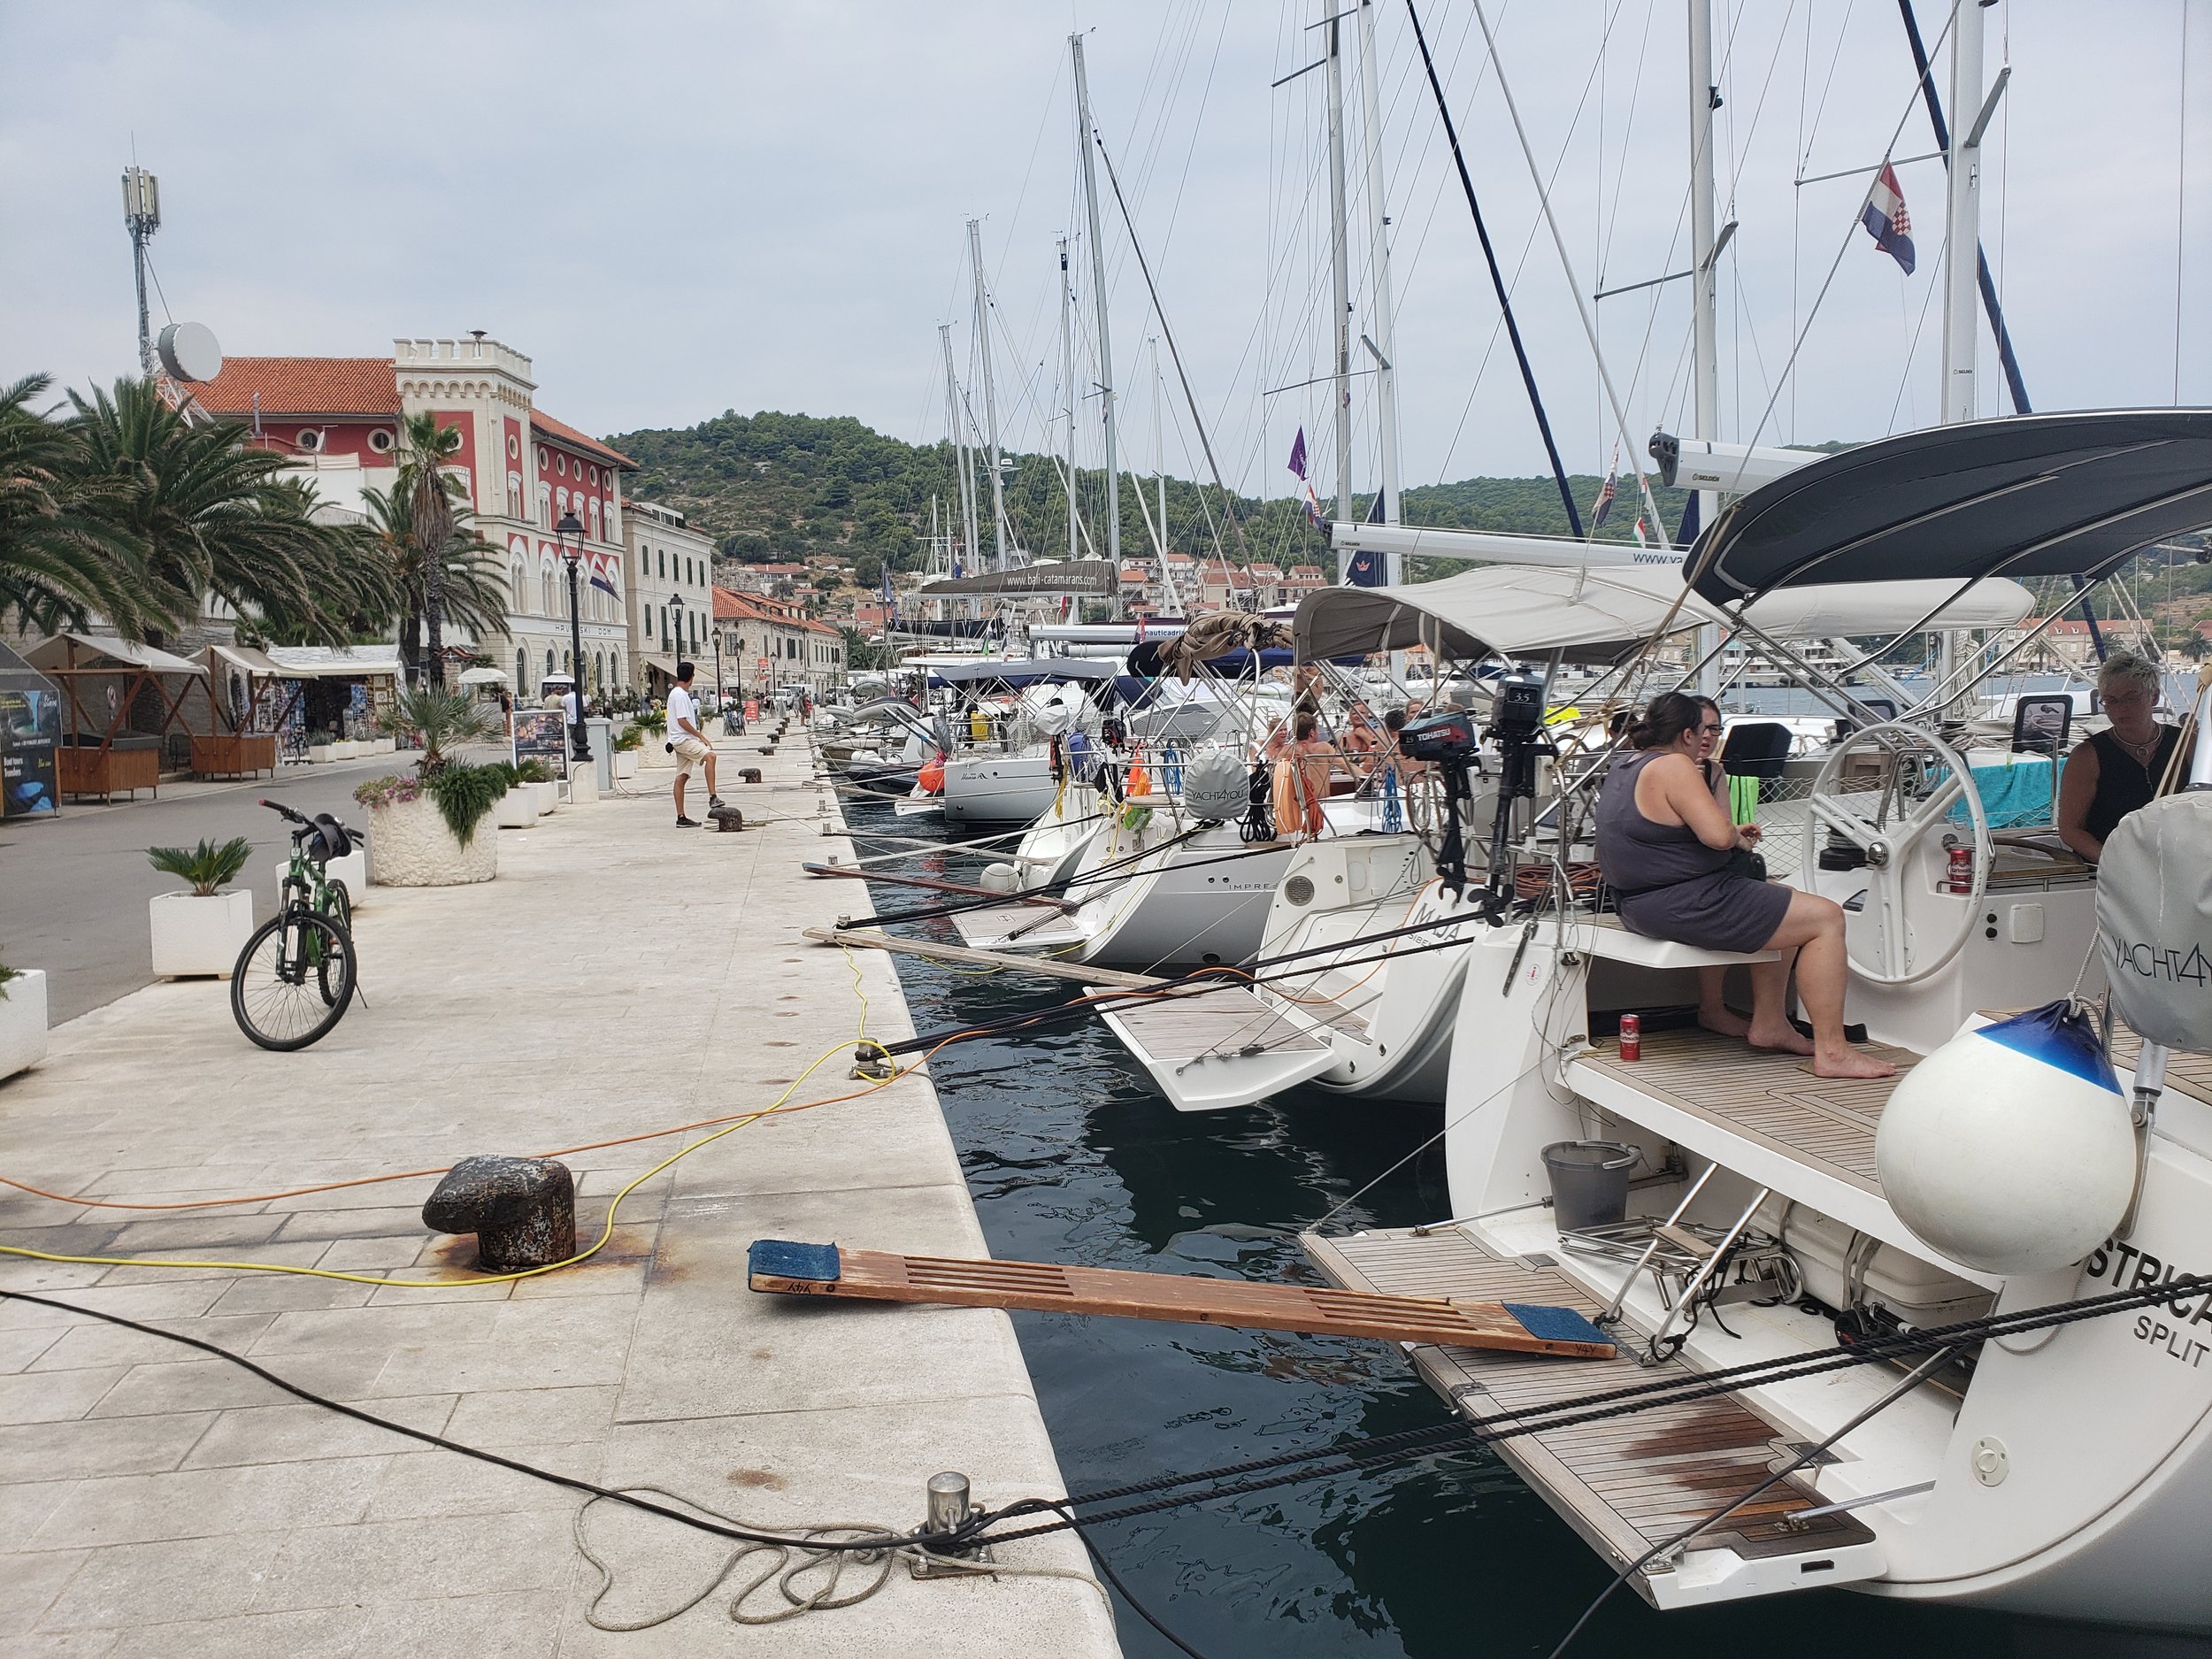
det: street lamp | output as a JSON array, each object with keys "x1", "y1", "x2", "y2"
[
  {"x1": 556, "y1": 511, "x2": 587, "y2": 758},
  {"x1": 667, "y1": 589, "x2": 684, "y2": 676}
]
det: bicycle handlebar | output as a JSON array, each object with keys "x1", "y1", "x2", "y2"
[{"x1": 259, "y1": 799, "x2": 352, "y2": 840}]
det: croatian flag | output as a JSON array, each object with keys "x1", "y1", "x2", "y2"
[
  {"x1": 1287, "y1": 427, "x2": 1325, "y2": 528},
  {"x1": 1590, "y1": 457, "x2": 1619, "y2": 532},
  {"x1": 588, "y1": 555, "x2": 618, "y2": 599},
  {"x1": 1862, "y1": 164, "x2": 1916, "y2": 274}
]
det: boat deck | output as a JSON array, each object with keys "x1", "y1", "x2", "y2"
[
  {"x1": 950, "y1": 902, "x2": 1089, "y2": 952},
  {"x1": 1569, "y1": 1026, "x2": 1922, "y2": 1198},
  {"x1": 1301, "y1": 1225, "x2": 1878, "y2": 1606},
  {"x1": 1110, "y1": 984, "x2": 1333, "y2": 1063}
]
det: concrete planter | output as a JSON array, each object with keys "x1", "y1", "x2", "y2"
[
  {"x1": 308, "y1": 743, "x2": 336, "y2": 764},
  {"x1": 567, "y1": 765, "x2": 598, "y2": 805},
  {"x1": 528, "y1": 780, "x2": 558, "y2": 816},
  {"x1": 495, "y1": 788, "x2": 537, "y2": 829},
  {"x1": 0, "y1": 970, "x2": 49, "y2": 1081},
  {"x1": 0, "y1": 969, "x2": 49, "y2": 1084},
  {"x1": 150, "y1": 889, "x2": 256, "y2": 978},
  {"x1": 366, "y1": 796, "x2": 497, "y2": 887},
  {"x1": 639, "y1": 734, "x2": 673, "y2": 769},
  {"x1": 270, "y1": 849, "x2": 368, "y2": 904},
  {"x1": 334, "y1": 741, "x2": 362, "y2": 761},
  {"x1": 614, "y1": 751, "x2": 639, "y2": 780},
  {"x1": 371, "y1": 737, "x2": 395, "y2": 756}
]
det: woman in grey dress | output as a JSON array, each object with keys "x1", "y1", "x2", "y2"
[{"x1": 1596, "y1": 693, "x2": 1892, "y2": 1079}]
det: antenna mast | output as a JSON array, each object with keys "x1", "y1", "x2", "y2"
[
  {"x1": 1071, "y1": 34, "x2": 1120, "y2": 565},
  {"x1": 122, "y1": 166, "x2": 160, "y2": 379}
]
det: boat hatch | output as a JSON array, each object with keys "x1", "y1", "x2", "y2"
[
  {"x1": 1302, "y1": 1225, "x2": 1888, "y2": 1609},
  {"x1": 950, "y1": 902, "x2": 1088, "y2": 953},
  {"x1": 1102, "y1": 985, "x2": 1342, "y2": 1111}
]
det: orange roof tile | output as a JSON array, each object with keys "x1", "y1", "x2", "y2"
[
  {"x1": 532, "y1": 411, "x2": 636, "y2": 472},
  {"x1": 184, "y1": 357, "x2": 400, "y2": 419}
]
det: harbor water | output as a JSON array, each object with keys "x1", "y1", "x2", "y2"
[{"x1": 841, "y1": 795, "x2": 2184, "y2": 1659}]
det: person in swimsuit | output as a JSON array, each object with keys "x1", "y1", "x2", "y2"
[
  {"x1": 1596, "y1": 692, "x2": 1892, "y2": 1079},
  {"x1": 2057, "y1": 650, "x2": 2191, "y2": 864}
]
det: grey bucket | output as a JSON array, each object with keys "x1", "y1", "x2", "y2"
[{"x1": 1540, "y1": 1141, "x2": 1637, "y2": 1233}]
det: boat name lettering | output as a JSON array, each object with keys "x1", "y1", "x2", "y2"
[
  {"x1": 2084, "y1": 1240, "x2": 2212, "y2": 1366},
  {"x1": 2131, "y1": 1314, "x2": 2212, "y2": 1370},
  {"x1": 2105, "y1": 936, "x2": 2212, "y2": 987}
]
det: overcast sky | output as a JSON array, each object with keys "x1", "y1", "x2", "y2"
[{"x1": 4, "y1": 2, "x2": 2203, "y2": 511}]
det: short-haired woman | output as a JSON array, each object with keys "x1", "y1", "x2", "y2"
[
  {"x1": 1595, "y1": 692, "x2": 1893, "y2": 1079},
  {"x1": 2057, "y1": 651, "x2": 2190, "y2": 864}
]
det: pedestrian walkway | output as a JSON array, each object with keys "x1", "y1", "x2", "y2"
[{"x1": 0, "y1": 739, "x2": 1121, "y2": 1657}]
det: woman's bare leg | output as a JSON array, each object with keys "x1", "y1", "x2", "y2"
[
  {"x1": 1696, "y1": 966, "x2": 1752, "y2": 1038},
  {"x1": 1758, "y1": 888, "x2": 1893, "y2": 1079},
  {"x1": 1742, "y1": 951, "x2": 1813, "y2": 1056}
]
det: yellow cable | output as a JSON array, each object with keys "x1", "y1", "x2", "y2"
[{"x1": 0, "y1": 1033, "x2": 901, "y2": 1290}]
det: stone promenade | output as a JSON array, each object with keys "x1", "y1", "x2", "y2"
[{"x1": 0, "y1": 739, "x2": 1120, "y2": 1658}]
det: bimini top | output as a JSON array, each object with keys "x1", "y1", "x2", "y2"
[
  {"x1": 1293, "y1": 564, "x2": 2032, "y2": 664},
  {"x1": 1689, "y1": 410, "x2": 2212, "y2": 606}
]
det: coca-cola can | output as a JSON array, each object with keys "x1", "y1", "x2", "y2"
[
  {"x1": 1618, "y1": 1013, "x2": 1641, "y2": 1061},
  {"x1": 1947, "y1": 844, "x2": 1973, "y2": 895}
]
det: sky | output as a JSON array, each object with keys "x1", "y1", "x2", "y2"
[{"x1": 3, "y1": 1, "x2": 2204, "y2": 515}]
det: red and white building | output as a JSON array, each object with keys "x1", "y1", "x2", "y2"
[{"x1": 187, "y1": 336, "x2": 643, "y2": 695}]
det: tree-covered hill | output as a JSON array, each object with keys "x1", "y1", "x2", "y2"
[{"x1": 607, "y1": 409, "x2": 1709, "y2": 584}]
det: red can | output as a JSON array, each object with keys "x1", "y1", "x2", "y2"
[
  {"x1": 1947, "y1": 844, "x2": 1974, "y2": 895},
  {"x1": 1617, "y1": 1013, "x2": 1641, "y2": 1061}
]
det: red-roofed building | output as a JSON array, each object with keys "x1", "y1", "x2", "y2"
[
  {"x1": 713, "y1": 587, "x2": 845, "y2": 696},
  {"x1": 189, "y1": 335, "x2": 645, "y2": 695}
]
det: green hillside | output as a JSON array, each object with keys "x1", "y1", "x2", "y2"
[{"x1": 606, "y1": 409, "x2": 1707, "y2": 583}]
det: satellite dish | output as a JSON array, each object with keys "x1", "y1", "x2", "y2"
[{"x1": 157, "y1": 321, "x2": 222, "y2": 384}]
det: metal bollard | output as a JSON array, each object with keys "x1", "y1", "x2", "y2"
[{"x1": 911, "y1": 1470, "x2": 989, "y2": 1577}]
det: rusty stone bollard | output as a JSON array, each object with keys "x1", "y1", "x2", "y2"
[
  {"x1": 422, "y1": 1155, "x2": 575, "y2": 1271},
  {"x1": 739, "y1": 768, "x2": 763, "y2": 785}
]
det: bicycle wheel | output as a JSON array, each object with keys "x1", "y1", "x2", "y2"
[
  {"x1": 231, "y1": 910, "x2": 356, "y2": 1051},
  {"x1": 317, "y1": 881, "x2": 354, "y2": 1004}
]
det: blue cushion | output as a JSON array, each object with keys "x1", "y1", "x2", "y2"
[
  {"x1": 1503, "y1": 1302, "x2": 1611, "y2": 1347},
  {"x1": 748, "y1": 1239, "x2": 841, "y2": 1283}
]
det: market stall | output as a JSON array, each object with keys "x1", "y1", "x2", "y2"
[
  {"x1": 194, "y1": 642, "x2": 296, "y2": 779},
  {"x1": 23, "y1": 634, "x2": 208, "y2": 803}
]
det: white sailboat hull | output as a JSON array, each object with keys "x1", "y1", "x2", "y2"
[{"x1": 941, "y1": 754, "x2": 1060, "y2": 828}]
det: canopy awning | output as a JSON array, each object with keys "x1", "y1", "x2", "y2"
[
  {"x1": 204, "y1": 642, "x2": 293, "y2": 679},
  {"x1": 0, "y1": 640, "x2": 60, "y2": 695},
  {"x1": 1689, "y1": 409, "x2": 2212, "y2": 604},
  {"x1": 1294, "y1": 565, "x2": 2033, "y2": 664},
  {"x1": 923, "y1": 657, "x2": 1120, "y2": 690},
  {"x1": 26, "y1": 634, "x2": 206, "y2": 676},
  {"x1": 918, "y1": 559, "x2": 1120, "y2": 597},
  {"x1": 641, "y1": 654, "x2": 681, "y2": 680},
  {"x1": 263, "y1": 646, "x2": 401, "y2": 680}
]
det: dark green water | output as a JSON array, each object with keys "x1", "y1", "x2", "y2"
[{"x1": 849, "y1": 798, "x2": 2197, "y2": 1659}]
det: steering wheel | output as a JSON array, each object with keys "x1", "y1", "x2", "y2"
[{"x1": 1800, "y1": 721, "x2": 1990, "y2": 987}]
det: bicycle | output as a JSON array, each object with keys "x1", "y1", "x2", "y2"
[{"x1": 230, "y1": 799, "x2": 359, "y2": 1051}]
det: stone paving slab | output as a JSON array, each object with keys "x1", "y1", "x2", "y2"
[{"x1": 0, "y1": 743, "x2": 1122, "y2": 1657}]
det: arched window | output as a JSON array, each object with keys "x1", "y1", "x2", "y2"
[
  {"x1": 564, "y1": 649, "x2": 572, "y2": 674},
  {"x1": 515, "y1": 649, "x2": 526, "y2": 688},
  {"x1": 543, "y1": 571, "x2": 557, "y2": 616},
  {"x1": 511, "y1": 564, "x2": 528, "y2": 613},
  {"x1": 611, "y1": 649, "x2": 622, "y2": 687},
  {"x1": 545, "y1": 648, "x2": 555, "y2": 678},
  {"x1": 593, "y1": 651, "x2": 604, "y2": 690}
]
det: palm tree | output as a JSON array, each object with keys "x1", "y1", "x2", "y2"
[
  {"x1": 395, "y1": 411, "x2": 463, "y2": 686},
  {"x1": 68, "y1": 378, "x2": 371, "y2": 648},
  {"x1": 0, "y1": 374, "x2": 154, "y2": 635},
  {"x1": 360, "y1": 486, "x2": 507, "y2": 683}
]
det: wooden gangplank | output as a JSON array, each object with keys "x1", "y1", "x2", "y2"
[
  {"x1": 803, "y1": 926, "x2": 1166, "y2": 989},
  {"x1": 747, "y1": 1240, "x2": 1614, "y2": 1359}
]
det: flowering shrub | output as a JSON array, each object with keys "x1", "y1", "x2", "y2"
[{"x1": 353, "y1": 774, "x2": 423, "y2": 811}]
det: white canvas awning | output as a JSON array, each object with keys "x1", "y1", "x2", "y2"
[
  {"x1": 262, "y1": 647, "x2": 402, "y2": 680},
  {"x1": 26, "y1": 634, "x2": 206, "y2": 676},
  {"x1": 204, "y1": 642, "x2": 294, "y2": 679},
  {"x1": 1293, "y1": 566, "x2": 2033, "y2": 664}
]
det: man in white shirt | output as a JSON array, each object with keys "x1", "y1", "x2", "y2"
[
  {"x1": 561, "y1": 682, "x2": 588, "y2": 760},
  {"x1": 667, "y1": 662, "x2": 723, "y2": 827}
]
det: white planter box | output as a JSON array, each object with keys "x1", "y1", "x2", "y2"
[
  {"x1": 366, "y1": 795, "x2": 497, "y2": 887},
  {"x1": 308, "y1": 743, "x2": 335, "y2": 764},
  {"x1": 530, "y1": 780, "x2": 558, "y2": 816},
  {"x1": 334, "y1": 741, "x2": 361, "y2": 761},
  {"x1": 495, "y1": 788, "x2": 536, "y2": 829},
  {"x1": 566, "y1": 765, "x2": 598, "y2": 805},
  {"x1": 640, "y1": 736, "x2": 674, "y2": 768},
  {"x1": 150, "y1": 889, "x2": 257, "y2": 979},
  {"x1": 270, "y1": 849, "x2": 368, "y2": 905},
  {"x1": 372, "y1": 737, "x2": 395, "y2": 755},
  {"x1": 614, "y1": 751, "x2": 639, "y2": 780},
  {"x1": 0, "y1": 969, "x2": 48, "y2": 1081}
]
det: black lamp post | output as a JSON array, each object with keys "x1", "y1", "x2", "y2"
[
  {"x1": 667, "y1": 589, "x2": 684, "y2": 674},
  {"x1": 556, "y1": 511, "x2": 587, "y2": 758}
]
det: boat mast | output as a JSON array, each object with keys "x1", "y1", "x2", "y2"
[
  {"x1": 1325, "y1": 0, "x2": 1354, "y2": 526},
  {"x1": 1071, "y1": 33, "x2": 1120, "y2": 567},
  {"x1": 940, "y1": 323, "x2": 980, "y2": 576},
  {"x1": 967, "y1": 219, "x2": 1009, "y2": 570},
  {"x1": 1153, "y1": 335, "x2": 1168, "y2": 562},
  {"x1": 1939, "y1": 0, "x2": 1986, "y2": 426},
  {"x1": 1356, "y1": 0, "x2": 1402, "y2": 540},
  {"x1": 1059, "y1": 235, "x2": 1079, "y2": 567},
  {"x1": 1689, "y1": 0, "x2": 1722, "y2": 695}
]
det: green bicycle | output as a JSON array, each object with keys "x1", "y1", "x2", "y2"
[{"x1": 230, "y1": 798, "x2": 359, "y2": 1050}]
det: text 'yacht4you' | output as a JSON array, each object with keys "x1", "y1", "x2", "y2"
[{"x1": 1122, "y1": 411, "x2": 2212, "y2": 1630}]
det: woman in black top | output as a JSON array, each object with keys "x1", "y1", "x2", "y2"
[{"x1": 2057, "y1": 652, "x2": 2191, "y2": 863}]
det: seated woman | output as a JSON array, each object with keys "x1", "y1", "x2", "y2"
[
  {"x1": 2057, "y1": 650, "x2": 2192, "y2": 864},
  {"x1": 1596, "y1": 692, "x2": 1893, "y2": 1080}
]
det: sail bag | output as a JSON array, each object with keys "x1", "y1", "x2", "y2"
[{"x1": 2095, "y1": 790, "x2": 2212, "y2": 1054}]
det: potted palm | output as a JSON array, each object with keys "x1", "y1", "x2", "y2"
[
  {"x1": 147, "y1": 836, "x2": 257, "y2": 977},
  {"x1": 514, "y1": 757, "x2": 559, "y2": 816},
  {"x1": 0, "y1": 954, "x2": 48, "y2": 1081},
  {"x1": 611, "y1": 722, "x2": 642, "y2": 780},
  {"x1": 355, "y1": 687, "x2": 504, "y2": 886},
  {"x1": 636, "y1": 707, "x2": 672, "y2": 768}
]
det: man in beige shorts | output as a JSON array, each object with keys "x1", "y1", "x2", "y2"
[{"x1": 667, "y1": 661, "x2": 723, "y2": 826}]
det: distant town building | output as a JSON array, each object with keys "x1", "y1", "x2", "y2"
[
  {"x1": 714, "y1": 587, "x2": 844, "y2": 696},
  {"x1": 724, "y1": 563, "x2": 810, "y2": 596},
  {"x1": 623, "y1": 500, "x2": 718, "y2": 695},
  {"x1": 187, "y1": 336, "x2": 641, "y2": 694}
]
